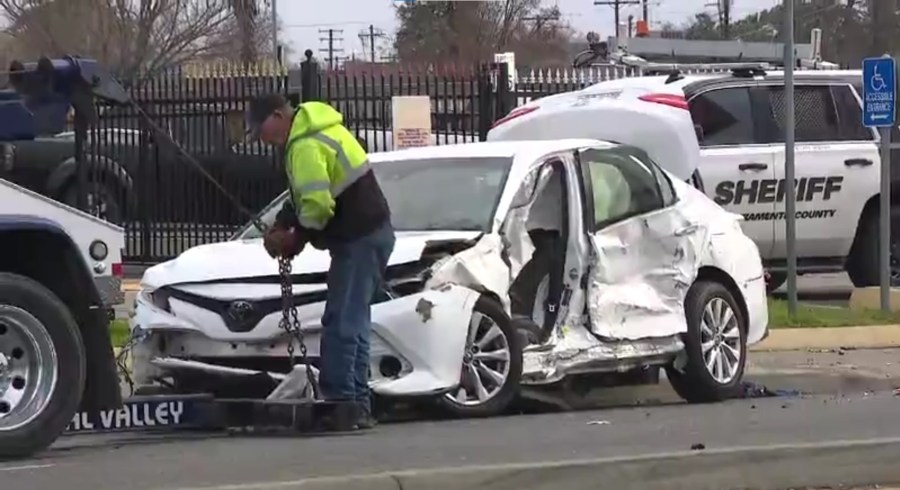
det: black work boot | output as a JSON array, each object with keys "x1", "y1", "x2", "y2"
[
  {"x1": 316, "y1": 400, "x2": 361, "y2": 432},
  {"x1": 356, "y1": 403, "x2": 378, "y2": 430}
]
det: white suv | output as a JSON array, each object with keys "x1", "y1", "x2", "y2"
[{"x1": 488, "y1": 67, "x2": 895, "y2": 291}]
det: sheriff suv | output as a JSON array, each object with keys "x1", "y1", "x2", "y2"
[{"x1": 488, "y1": 66, "x2": 895, "y2": 291}]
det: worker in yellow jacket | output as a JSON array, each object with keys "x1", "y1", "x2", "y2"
[{"x1": 246, "y1": 94, "x2": 395, "y2": 431}]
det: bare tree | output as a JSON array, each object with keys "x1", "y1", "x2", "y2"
[
  {"x1": 0, "y1": 0, "x2": 242, "y2": 79},
  {"x1": 394, "y1": 0, "x2": 573, "y2": 67},
  {"x1": 226, "y1": 0, "x2": 262, "y2": 64},
  {"x1": 203, "y1": 10, "x2": 292, "y2": 66}
]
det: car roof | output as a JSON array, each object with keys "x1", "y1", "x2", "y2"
[
  {"x1": 584, "y1": 69, "x2": 863, "y2": 94},
  {"x1": 368, "y1": 139, "x2": 615, "y2": 166}
]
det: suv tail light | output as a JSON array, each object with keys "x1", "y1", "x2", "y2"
[
  {"x1": 490, "y1": 106, "x2": 538, "y2": 129},
  {"x1": 638, "y1": 93, "x2": 689, "y2": 110}
]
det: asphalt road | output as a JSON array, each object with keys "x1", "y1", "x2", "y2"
[{"x1": 3, "y1": 392, "x2": 899, "y2": 490}]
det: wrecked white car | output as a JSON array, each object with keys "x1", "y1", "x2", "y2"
[{"x1": 131, "y1": 139, "x2": 768, "y2": 417}]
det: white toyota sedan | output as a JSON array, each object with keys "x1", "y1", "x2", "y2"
[{"x1": 131, "y1": 139, "x2": 768, "y2": 417}]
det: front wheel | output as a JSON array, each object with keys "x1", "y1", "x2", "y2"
[
  {"x1": 666, "y1": 280, "x2": 747, "y2": 403},
  {"x1": 0, "y1": 273, "x2": 86, "y2": 459},
  {"x1": 437, "y1": 296, "x2": 523, "y2": 418}
]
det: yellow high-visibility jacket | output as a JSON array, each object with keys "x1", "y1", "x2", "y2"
[{"x1": 284, "y1": 102, "x2": 390, "y2": 242}]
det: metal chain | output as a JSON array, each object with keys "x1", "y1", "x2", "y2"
[{"x1": 277, "y1": 254, "x2": 320, "y2": 400}]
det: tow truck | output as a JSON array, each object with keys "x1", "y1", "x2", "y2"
[
  {"x1": 1, "y1": 58, "x2": 366, "y2": 459},
  {"x1": 0, "y1": 57, "x2": 126, "y2": 458}
]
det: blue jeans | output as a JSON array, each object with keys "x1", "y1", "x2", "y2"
[{"x1": 319, "y1": 222, "x2": 395, "y2": 416}]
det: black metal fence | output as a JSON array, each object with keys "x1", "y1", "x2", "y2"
[{"x1": 68, "y1": 55, "x2": 643, "y2": 263}]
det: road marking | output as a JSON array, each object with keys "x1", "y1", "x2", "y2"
[{"x1": 0, "y1": 463, "x2": 55, "y2": 472}]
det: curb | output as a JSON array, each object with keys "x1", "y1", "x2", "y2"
[
  {"x1": 751, "y1": 325, "x2": 900, "y2": 351},
  {"x1": 123, "y1": 279, "x2": 141, "y2": 292},
  {"x1": 171, "y1": 438, "x2": 900, "y2": 490}
]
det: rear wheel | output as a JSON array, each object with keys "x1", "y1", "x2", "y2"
[
  {"x1": 846, "y1": 208, "x2": 900, "y2": 287},
  {"x1": 0, "y1": 273, "x2": 85, "y2": 459},
  {"x1": 666, "y1": 280, "x2": 747, "y2": 403},
  {"x1": 437, "y1": 296, "x2": 523, "y2": 418}
]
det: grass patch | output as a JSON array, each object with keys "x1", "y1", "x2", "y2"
[
  {"x1": 769, "y1": 299, "x2": 900, "y2": 328},
  {"x1": 109, "y1": 319, "x2": 130, "y2": 348}
]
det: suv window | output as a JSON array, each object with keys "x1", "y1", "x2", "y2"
[
  {"x1": 579, "y1": 147, "x2": 667, "y2": 230},
  {"x1": 832, "y1": 84, "x2": 874, "y2": 141},
  {"x1": 688, "y1": 87, "x2": 756, "y2": 147},
  {"x1": 763, "y1": 85, "x2": 842, "y2": 142}
]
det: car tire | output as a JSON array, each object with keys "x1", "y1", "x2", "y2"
[
  {"x1": 665, "y1": 280, "x2": 747, "y2": 403},
  {"x1": 437, "y1": 296, "x2": 523, "y2": 418},
  {"x1": 846, "y1": 208, "x2": 899, "y2": 287},
  {"x1": 61, "y1": 180, "x2": 125, "y2": 225},
  {"x1": 0, "y1": 272, "x2": 86, "y2": 459}
]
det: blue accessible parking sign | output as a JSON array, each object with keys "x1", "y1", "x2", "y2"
[{"x1": 862, "y1": 56, "x2": 897, "y2": 128}]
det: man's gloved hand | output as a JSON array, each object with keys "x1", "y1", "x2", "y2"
[{"x1": 263, "y1": 226, "x2": 306, "y2": 259}]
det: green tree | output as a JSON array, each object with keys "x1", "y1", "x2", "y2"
[
  {"x1": 393, "y1": 0, "x2": 574, "y2": 68},
  {"x1": 678, "y1": 0, "x2": 900, "y2": 67}
]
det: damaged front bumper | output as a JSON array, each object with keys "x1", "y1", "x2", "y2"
[{"x1": 131, "y1": 283, "x2": 482, "y2": 398}]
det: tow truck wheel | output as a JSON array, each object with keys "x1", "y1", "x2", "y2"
[
  {"x1": 666, "y1": 280, "x2": 747, "y2": 403},
  {"x1": 437, "y1": 296, "x2": 523, "y2": 418},
  {"x1": 0, "y1": 272, "x2": 85, "y2": 459}
]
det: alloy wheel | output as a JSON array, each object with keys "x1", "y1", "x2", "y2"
[
  {"x1": 699, "y1": 297, "x2": 742, "y2": 385},
  {"x1": 0, "y1": 305, "x2": 59, "y2": 432},
  {"x1": 446, "y1": 311, "x2": 512, "y2": 406}
]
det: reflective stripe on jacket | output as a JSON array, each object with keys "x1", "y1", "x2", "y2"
[{"x1": 284, "y1": 101, "x2": 390, "y2": 242}]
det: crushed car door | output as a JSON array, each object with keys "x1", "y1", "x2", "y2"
[{"x1": 576, "y1": 146, "x2": 706, "y2": 340}]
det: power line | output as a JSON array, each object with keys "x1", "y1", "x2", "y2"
[
  {"x1": 358, "y1": 24, "x2": 386, "y2": 63},
  {"x1": 318, "y1": 29, "x2": 345, "y2": 70},
  {"x1": 593, "y1": 0, "x2": 642, "y2": 39}
]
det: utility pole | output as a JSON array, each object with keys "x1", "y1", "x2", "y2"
[
  {"x1": 358, "y1": 24, "x2": 385, "y2": 63},
  {"x1": 641, "y1": 0, "x2": 648, "y2": 22},
  {"x1": 722, "y1": 0, "x2": 731, "y2": 40},
  {"x1": 271, "y1": 0, "x2": 278, "y2": 63},
  {"x1": 318, "y1": 28, "x2": 344, "y2": 70},
  {"x1": 594, "y1": 0, "x2": 641, "y2": 40}
]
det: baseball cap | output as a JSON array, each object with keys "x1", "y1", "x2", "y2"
[{"x1": 245, "y1": 93, "x2": 291, "y2": 140}]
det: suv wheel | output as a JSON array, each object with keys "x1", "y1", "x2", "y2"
[{"x1": 846, "y1": 207, "x2": 900, "y2": 287}]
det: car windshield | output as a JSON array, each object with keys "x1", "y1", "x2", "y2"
[{"x1": 234, "y1": 156, "x2": 512, "y2": 239}]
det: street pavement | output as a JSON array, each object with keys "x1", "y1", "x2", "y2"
[
  {"x1": 3, "y1": 348, "x2": 900, "y2": 490},
  {"x1": 3, "y1": 392, "x2": 899, "y2": 490}
]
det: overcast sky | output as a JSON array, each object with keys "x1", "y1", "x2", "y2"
[{"x1": 277, "y1": 0, "x2": 785, "y2": 63}]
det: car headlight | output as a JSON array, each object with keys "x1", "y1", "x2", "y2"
[{"x1": 89, "y1": 240, "x2": 109, "y2": 261}]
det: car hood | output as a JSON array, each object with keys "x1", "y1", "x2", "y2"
[{"x1": 141, "y1": 230, "x2": 482, "y2": 290}]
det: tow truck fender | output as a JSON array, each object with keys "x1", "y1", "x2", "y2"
[
  {"x1": 45, "y1": 154, "x2": 134, "y2": 207},
  {"x1": 0, "y1": 216, "x2": 122, "y2": 413}
]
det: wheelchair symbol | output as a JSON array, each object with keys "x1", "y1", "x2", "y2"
[{"x1": 870, "y1": 65, "x2": 887, "y2": 92}]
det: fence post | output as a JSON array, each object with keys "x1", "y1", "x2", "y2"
[
  {"x1": 495, "y1": 61, "x2": 514, "y2": 121},
  {"x1": 300, "y1": 50, "x2": 320, "y2": 102},
  {"x1": 477, "y1": 63, "x2": 494, "y2": 141}
]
